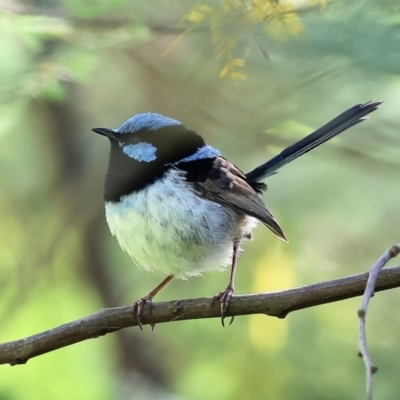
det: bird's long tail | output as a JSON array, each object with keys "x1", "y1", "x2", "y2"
[{"x1": 245, "y1": 100, "x2": 382, "y2": 182}]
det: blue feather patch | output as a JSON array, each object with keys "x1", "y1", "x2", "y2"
[
  {"x1": 117, "y1": 113, "x2": 182, "y2": 133},
  {"x1": 121, "y1": 142, "x2": 157, "y2": 162},
  {"x1": 170, "y1": 145, "x2": 220, "y2": 165}
]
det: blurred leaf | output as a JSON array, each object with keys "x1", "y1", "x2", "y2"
[{"x1": 173, "y1": 0, "x2": 307, "y2": 78}]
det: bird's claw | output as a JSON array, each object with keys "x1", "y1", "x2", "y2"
[
  {"x1": 133, "y1": 295, "x2": 153, "y2": 330},
  {"x1": 212, "y1": 286, "x2": 234, "y2": 327}
]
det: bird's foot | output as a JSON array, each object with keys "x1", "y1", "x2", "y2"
[
  {"x1": 212, "y1": 286, "x2": 234, "y2": 327},
  {"x1": 133, "y1": 295, "x2": 153, "y2": 330}
]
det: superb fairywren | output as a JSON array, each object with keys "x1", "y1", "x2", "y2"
[{"x1": 93, "y1": 101, "x2": 381, "y2": 327}]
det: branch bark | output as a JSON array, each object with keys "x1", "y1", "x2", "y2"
[
  {"x1": 358, "y1": 245, "x2": 400, "y2": 400},
  {"x1": 1, "y1": 265, "x2": 400, "y2": 366}
]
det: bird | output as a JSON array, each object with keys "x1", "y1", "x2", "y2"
[{"x1": 92, "y1": 100, "x2": 381, "y2": 328}]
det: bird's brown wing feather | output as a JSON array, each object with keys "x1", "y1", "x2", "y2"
[{"x1": 193, "y1": 157, "x2": 287, "y2": 242}]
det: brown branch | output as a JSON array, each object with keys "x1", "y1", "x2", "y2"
[
  {"x1": 1, "y1": 265, "x2": 400, "y2": 366},
  {"x1": 358, "y1": 245, "x2": 400, "y2": 400}
]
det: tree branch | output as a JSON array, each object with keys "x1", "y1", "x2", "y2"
[
  {"x1": 358, "y1": 244, "x2": 400, "y2": 400},
  {"x1": 1, "y1": 265, "x2": 400, "y2": 366}
]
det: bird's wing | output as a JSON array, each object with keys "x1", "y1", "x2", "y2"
[{"x1": 176, "y1": 156, "x2": 287, "y2": 242}]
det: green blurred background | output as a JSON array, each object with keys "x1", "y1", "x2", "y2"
[{"x1": 0, "y1": 0, "x2": 399, "y2": 399}]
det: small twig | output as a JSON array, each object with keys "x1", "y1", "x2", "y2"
[
  {"x1": 1, "y1": 265, "x2": 400, "y2": 366},
  {"x1": 358, "y1": 244, "x2": 400, "y2": 400}
]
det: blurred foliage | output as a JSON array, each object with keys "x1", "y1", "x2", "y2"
[
  {"x1": 0, "y1": 0, "x2": 400, "y2": 400},
  {"x1": 164, "y1": 0, "x2": 307, "y2": 79}
]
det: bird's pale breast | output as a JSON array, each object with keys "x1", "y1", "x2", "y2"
[{"x1": 105, "y1": 168, "x2": 258, "y2": 279}]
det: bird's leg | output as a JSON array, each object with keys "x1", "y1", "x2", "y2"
[
  {"x1": 134, "y1": 274, "x2": 174, "y2": 330},
  {"x1": 212, "y1": 241, "x2": 239, "y2": 327}
]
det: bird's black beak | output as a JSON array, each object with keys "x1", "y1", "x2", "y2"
[{"x1": 92, "y1": 127, "x2": 116, "y2": 139}]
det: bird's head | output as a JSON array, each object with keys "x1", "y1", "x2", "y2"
[
  {"x1": 93, "y1": 113, "x2": 187, "y2": 162},
  {"x1": 92, "y1": 112, "x2": 219, "y2": 201}
]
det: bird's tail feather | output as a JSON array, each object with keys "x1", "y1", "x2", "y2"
[{"x1": 245, "y1": 100, "x2": 382, "y2": 182}]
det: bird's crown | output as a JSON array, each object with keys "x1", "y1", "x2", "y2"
[{"x1": 116, "y1": 112, "x2": 183, "y2": 134}]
